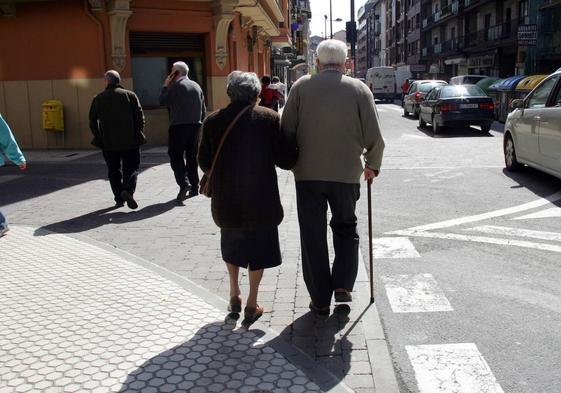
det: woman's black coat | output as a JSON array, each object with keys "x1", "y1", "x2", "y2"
[{"x1": 198, "y1": 103, "x2": 297, "y2": 229}]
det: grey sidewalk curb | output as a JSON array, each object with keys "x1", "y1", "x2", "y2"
[
  {"x1": 356, "y1": 251, "x2": 402, "y2": 393},
  {"x1": 31, "y1": 226, "x2": 354, "y2": 393}
]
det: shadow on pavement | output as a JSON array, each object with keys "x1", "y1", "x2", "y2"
[
  {"x1": 34, "y1": 200, "x2": 180, "y2": 235},
  {"x1": 0, "y1": 150, "x2": 168, "y2": 208},
  {"x1": 415, "y1": 124, "x2": 493, "y2": 138},
  {"x1": 266, "y1": 304, "x2": 354, "y2": 391},
  {"x1": 117, "y1": 320, "x2": 324, "y2": 393},
  {"x1": 502, "y1": 168, "x2": 561, "y2": 203}
]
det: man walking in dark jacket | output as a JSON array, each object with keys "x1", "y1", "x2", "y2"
[
  {"x1": 159, "y1": 61, "x2": 206, "y2": 201},
  {"x1": 89, "y1": 70, "x2": 146, "y2": 209}
]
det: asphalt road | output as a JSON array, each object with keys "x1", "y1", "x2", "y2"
[{"x1": 362, "y1": 102, "x2": 561, "y2": 393}]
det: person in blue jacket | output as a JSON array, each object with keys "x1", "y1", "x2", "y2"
[{"x1": 0, "y1": 113, "x2": 26, "y2": 237}]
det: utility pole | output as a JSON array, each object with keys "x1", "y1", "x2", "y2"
[
  {"x1": 350, "y1": 0, "x2": 356, "y2": 75},
  {"x1": 324, "y1": 14, "x2": 327, "y2": 39},
  {"x1": 330, "y1": 0, "x2": 333, "y2": 39}
]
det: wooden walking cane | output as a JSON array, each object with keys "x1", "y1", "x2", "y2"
[{"x1": 367, "y1": 177, "x2": 375, "y2": 304}]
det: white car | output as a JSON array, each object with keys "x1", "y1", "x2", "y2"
[{"x1": 504, "y1": 70, "x2": 561, "y2": 179}]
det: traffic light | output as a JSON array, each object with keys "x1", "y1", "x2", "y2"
[{"x1": 346, "y1": 21, "x2": 357, "y2": 43}]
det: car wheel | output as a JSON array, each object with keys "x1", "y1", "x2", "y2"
[
  {"x1": 481, "y1": 124, "x2": 491, "y2": 133},
  {"x1": 432, "y1": 116, "x2": 440, "y2": 134},
  {"x1": 418, "y1": 114, "x2": 426, "y2": 128},
  {"x1": 504, "y1": 133, "x2": 523, "y2": 171}
]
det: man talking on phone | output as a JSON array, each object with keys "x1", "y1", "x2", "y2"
[{"x1": 159, "y1": 61, "x2": 206, "y2": 201}]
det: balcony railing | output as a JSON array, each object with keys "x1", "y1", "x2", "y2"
[{"x1": 464, "y1": 19, "x2": 518, "y2": 48}]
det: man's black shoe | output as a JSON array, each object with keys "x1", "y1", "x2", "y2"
[
  {"x1": 114, "y1": 201, "x2": 125, "y2": 208},
  {"x1": 334, "y1": 290, "x2": 353, "y2": 303},
  {"x1": 309, "y1": 302, "x2": 330, "y2": 316},
  {"x1": 120, "y1": 190, "x2": 138, "y2": 210},
  {"x1": 188, "y1": 188, "x2": 199, "y2": 198},
  {"x1": 177, "y1": 187, "x2": 189, "y2": 202}
]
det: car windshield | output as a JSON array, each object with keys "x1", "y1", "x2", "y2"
[
  {"x1": 440, "y1": 85, "x2": 486, "y2": 98},
  {"x1": 419, "y1": 82, "x2": 444, "y2": 93}
]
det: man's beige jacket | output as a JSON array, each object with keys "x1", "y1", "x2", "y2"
[{"x1": 281, "y1": 69, "x2": 385, "y2": 184}]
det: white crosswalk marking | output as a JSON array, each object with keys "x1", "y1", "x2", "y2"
[
  {"x1": 406, "y1": 343, "x2": 505, "y2": 393},
  {"x1": 467, "y1": 225, "x2": 561, "y2": 242},
  {"x1": 382, "y1": 273, "x2": 453, "y2": 313},
  {"x1": 514, "y1": 207, "x2": 561, "y2": 220},
  {"x1": 374, "y1": 237, "x2": 420, "y2": 258}
]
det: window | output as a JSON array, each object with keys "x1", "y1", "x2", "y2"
[
  {"x1": 527, "y1": 76, "x2": 560, "y2": 109},
  {"x1": 555, "y1": 86, "x2": 561, "y2": 107},
  {"x1": 440, "y1": 85, "x2": 486, "y2": 98},
  {"x1": 129, "y1": 32, "x2": 206, "y2": 108},
  {"x1": 518, "y1": 0, "x2": 529, "y2": 24}
]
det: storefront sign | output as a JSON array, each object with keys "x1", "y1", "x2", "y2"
[
  {"x1": 468, "y1": 54, "x2": 495, "y2": 68},
  {"x1": 518, "y1": 24, "x2": 537, "y2": 46}
]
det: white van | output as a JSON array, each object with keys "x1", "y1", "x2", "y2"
[{"x1": 366, "y1": 66, "x2": 396, "y2": 102}]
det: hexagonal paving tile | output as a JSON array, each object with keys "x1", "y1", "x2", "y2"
[{"x1": 1, "y1": 227, "x2": 323, "y2": 392}]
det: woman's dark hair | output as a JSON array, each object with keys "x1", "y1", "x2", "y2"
[{"x1": 261, "y1": 76, "x2": 271, "y2": 85}]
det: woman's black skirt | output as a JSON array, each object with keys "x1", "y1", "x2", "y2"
[{"x1": 220, "y1": 226, "x2": 282, "y2": 271}]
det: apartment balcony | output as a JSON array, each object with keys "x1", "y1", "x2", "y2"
[
  {"x1": 464, "y1": 19, "x2": 518, "y2": 50},
  {"x1": 423, "y1": 1, "x2": 460, "y2": 31}
]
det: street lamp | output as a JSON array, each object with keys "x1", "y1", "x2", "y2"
[
  {"x1": 324, "y1": 14, "x2": 327, "y2": 39},
  {"x1": 328, "y1": 0, "x2": 344, "y2": 38}
]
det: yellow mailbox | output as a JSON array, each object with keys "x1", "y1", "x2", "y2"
[{"x1": 42, "y1": 100, "x2": 64, "y2": 132}]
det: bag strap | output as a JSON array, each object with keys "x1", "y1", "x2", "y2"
[{"x1": 205, "y1": 104, "x2": 252, "y2": 182}]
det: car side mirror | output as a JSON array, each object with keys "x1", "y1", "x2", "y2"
[{"x1": 511, "y1": 99, "x2": 524, "y2": 110}]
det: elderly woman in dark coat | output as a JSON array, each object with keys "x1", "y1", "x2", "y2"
[{"x1": 198, "y1": 71, "x2": 297, "y2": 324}]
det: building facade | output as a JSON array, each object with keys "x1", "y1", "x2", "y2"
[
  {"x1": 419, "y1": 0, "x2": 561, "y2": 80},
  {"x1": 353, "y1": 0, "x2": 560, "y2": 81},
  {"x1": 0, "y1": 0, "x2": 288, "y2": 149}
]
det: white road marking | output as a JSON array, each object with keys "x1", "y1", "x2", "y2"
[
  {"x1": 384, "y1": 165, "x2": 504, "y2": 170},
  {"x1": 374, "y1": 237, "x2": 420, "y2": 259},
  {"x1": 390, "y1": 229, "x2": 561, "y2": 253},
  {"x1": 467, "y1": 225, "x2": 561, "y2": 243},
  {"x1": 514, "y1": 207, "x2": 561, "y2": 220},
  {"x1": 382, "y1": 273, "x2": 453, "y2": 313},
  {"x1": 400, "y1": 133, "x2": 427, "y2": 139},
  {"x1": 384, "y1": 105, "x2": 405, "y2": 112},
  {"x1": 406, "y1": 343, "x2": 505, "y2": 393},
  {"x1": 0, "y1": 175, "x2": 23, "y2": 184},
  {"x1": 387, "y1": 191, "x2": 561, "y2": 234}
]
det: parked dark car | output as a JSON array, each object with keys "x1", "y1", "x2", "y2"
[
  {"x1": 418, "y1": 84, "x2": 495, "y2": 134},
  {"x1": 403, "y1": 80, "x2": 447, "y2": 118}
]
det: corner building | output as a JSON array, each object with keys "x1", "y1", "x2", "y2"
[{"x1": 0, "y1": 0, "x2": 288, "y2": 148}]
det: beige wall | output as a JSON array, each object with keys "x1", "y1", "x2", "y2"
[{"x1": 0, "y1": 77, "x2": 174, "y2": 150}]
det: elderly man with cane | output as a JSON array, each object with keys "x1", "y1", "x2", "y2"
[{"x1": 281, "y1": 39, "x2": 385, "y2": 315}]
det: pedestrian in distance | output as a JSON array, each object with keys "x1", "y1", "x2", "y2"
[
  {"x1": 198, "y1": 71, "x2": 297, "y2": 324},
  {"x1": 269, "y1": 76, "x2": 286, "y2": 108},
  {"x1": 281, "y1": 39, "x2": 385, "y2": 316},
  {"x1": 160, "y1": 61, "x2": 206, "y2": 202},
  {"x1": 259, "y1": 75, "x2": 283, "y2": 112},
  {"x1": 89, "y1": 70, "x2": 146, "y2": 210},
  {"x1": 0, "y1": 113, "x2": 26, "y2": 237}
]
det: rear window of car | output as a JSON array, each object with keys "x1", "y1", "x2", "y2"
[
  {"x1": 419, "y1": 82, "x2": 445, "y2": 93},
  {"x1": 440, "y1": 85, "x2": 486, "y2": 98},
  {"x1": 463, "y1": 76, "x2": 486, "y2": 84}
]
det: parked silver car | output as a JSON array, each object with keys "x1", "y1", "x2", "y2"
[{"x1": 504, "y1": 70, "x2": 561, "y2": 179}]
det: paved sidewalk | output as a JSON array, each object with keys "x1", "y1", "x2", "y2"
[
  {"x1": 0, "y1": 150, "x2": 400, "y2": 392},
  {"x1": 0, "y1": 226, "x2": 344, "y2": 393}
]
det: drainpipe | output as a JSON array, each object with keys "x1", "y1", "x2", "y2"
[{"x1": 84, "y1": 0, "x2": 107, "y2": 73}]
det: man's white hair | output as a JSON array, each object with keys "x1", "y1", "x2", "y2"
[
  {"x1": 173, "y1": 61, "x2": 189, "y2": 76},
  {"x1": 316, "y1": 39, "x2": 348, "y2": 66}
]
